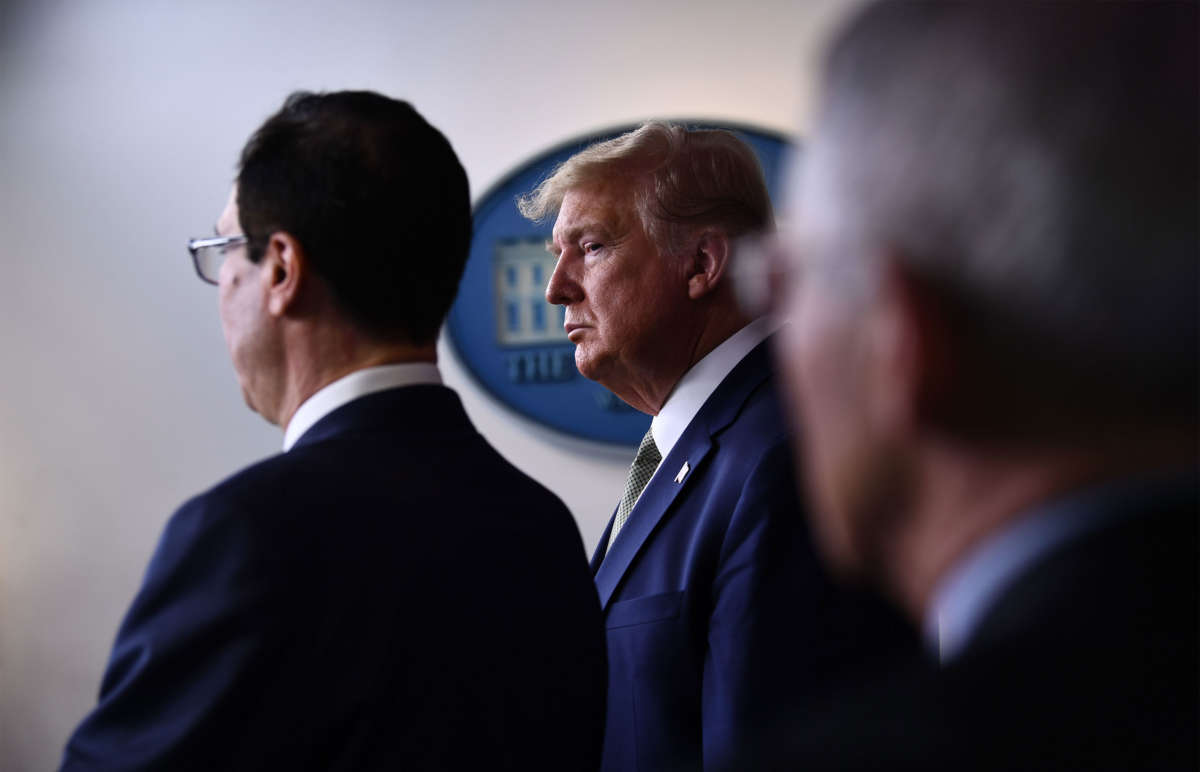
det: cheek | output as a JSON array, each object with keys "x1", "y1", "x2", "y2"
[
  {"x1": 217, "y1": 289, "x2": 236, "y2": 347},
  {"x1": 788, "y1": 285, "x2": 854, "y2": 435},
  {"x1": 217, "y1": 273, "x2": 260, "y2": 369},
  {"x1": 218, "y1": 283, "x2": 244, "y2": 349},
  {"x1": 582, "y1": 271, "x2": 641, "y2": 345},
  {"x1": 783, "y1": 287, "x2": 874, "y2": 564}
]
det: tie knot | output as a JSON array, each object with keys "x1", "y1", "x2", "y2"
[{"x1": 634, "y1": 428, "x2": 661, "y2": 468}]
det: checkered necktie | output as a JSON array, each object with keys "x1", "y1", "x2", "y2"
[{"x1": 605, "y1": 428, "x2": 662, "y2": 556}]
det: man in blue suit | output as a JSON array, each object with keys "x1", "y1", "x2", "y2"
[
  {"x1": 61, "y1": 91, "x2": 606, "y2": 771},
  {"x1": 518, "y1": 123, "x2": 912, "y2": 771}
]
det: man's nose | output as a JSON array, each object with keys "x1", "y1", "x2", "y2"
[{"x1": 545, "y1": 255, "x2": 582, "y2": 306}]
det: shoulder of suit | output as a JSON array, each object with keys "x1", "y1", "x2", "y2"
[
  {"x1": 175, "y1": 430, "x2": 570, "y2": 535},
  {"x1": 204, "y1": 448, "x2": 307, "y2": 500},
  {"x1": 716, "y1": 370, "x2": 790, "y2": 444},
  {"x1": 701, "y1": 404, "x2": 795, "y2": 498},
  {"x1": 164, "y1": 450, "x2": 313, "y2": 540}
]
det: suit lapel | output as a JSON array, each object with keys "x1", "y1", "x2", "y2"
[
  {"x1": 594, "y1": 435, "x2": 714, "y2": 608},
  {"x1": 592, "y1": 338, "x2": 777, "y2": 610},
  {"x1": 590, "y1": 518, "x2": 615, "y2": 574}
]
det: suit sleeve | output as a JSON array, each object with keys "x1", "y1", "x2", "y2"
[
  {"x1": 700, "y1": 439, "x2": 902, "y2": 771},
  {"x1": 60, "y1": 493, "x2": 286, "y2": 771}
]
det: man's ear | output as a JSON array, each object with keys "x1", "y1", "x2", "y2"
[
  {"x1": 867, "y1": 258, "x2": 956, "y2": 434},
  {"x1": 258, "y1": 231, "x2": 306, "y2": 317},
  {"x1": 686, "y1": 230, "x2": 731, "y2": 300}
]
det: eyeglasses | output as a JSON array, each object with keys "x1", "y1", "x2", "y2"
[{"x1": 187, "y1": 234, "x2": 248, "y2": 285}]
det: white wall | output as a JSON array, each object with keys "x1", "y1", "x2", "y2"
[{"x1": 0, "y1": 0, "x2": 855, "y2": 767}]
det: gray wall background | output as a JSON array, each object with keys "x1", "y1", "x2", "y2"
[{"x1": 0, "y1": 0, "x2": 855, "y2": 767}]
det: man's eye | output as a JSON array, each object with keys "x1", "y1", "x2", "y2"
[{"x1": 583, "y1": 243, "x2": 603, "y2": 254}]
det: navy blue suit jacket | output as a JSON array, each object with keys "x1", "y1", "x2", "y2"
[
  {"x1": 768, "y1": 476, "x2": 1198, "y2": 771},
  {"x1": 591, "y1": 341, "x2": 913, "y2": 772},
  {"x1": 62, "y1": 385, "x2": 607, "y2": 771}
]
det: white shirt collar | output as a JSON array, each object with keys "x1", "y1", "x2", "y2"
[
  {"x1": 650, "y1": 317, "x2": 775, "y2": 458},
  {"x1": 282, "y1": 362, "x2": 442, "y2": 451},
  {"x1": 925, "y1": 481, "x2": 1142, "y2": 663}
]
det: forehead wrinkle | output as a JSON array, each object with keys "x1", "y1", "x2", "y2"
[
  {"x1": 555, "y1": 218, "x2": 609, "y2": 244},
  {"x1": 553, "y1": 205, "x2": 634, "y2": 248},
  {"x1": 554, "y1": 179, "x2": 640, "y2": 239}
]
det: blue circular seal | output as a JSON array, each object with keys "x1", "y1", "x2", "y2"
[{"x1": 447, "y1": 123, "x2": 793, "y2": 447}]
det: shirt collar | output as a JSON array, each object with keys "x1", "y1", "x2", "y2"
[
  {"x1": 282, "y1": 362, "x2": 442, "y2": 451},
  {"x1": 650, "y1": 317, "x2": 775, "y2": 458},
  {"x1": 925, "y1": 477, "x2": 1166, "y2": 663}
]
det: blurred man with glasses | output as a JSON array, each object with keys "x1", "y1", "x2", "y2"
[
  {"x1": 61, "y1": 90, "x2": 606, "y2": 771},
  {"x1": 766, "y1": 2, "x2": 1197, "y2": 769}
]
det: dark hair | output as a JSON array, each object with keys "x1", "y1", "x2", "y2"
[{"x1": 236, "y1": 90, "x2": 471, "y2": 344}]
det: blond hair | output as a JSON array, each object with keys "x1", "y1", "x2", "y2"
[{"x1": 517, "y1": 122, "x2": 773, "y2": 255}]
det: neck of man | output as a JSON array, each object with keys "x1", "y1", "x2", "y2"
[
  {"x1": 268, "y1": 318, "x2": 437, "y2": 430},
  {"x1": 636, "y1": 302, "x2": 751, "y2": 416},
  {"x1": 628, "y1": 307, "x2": 748, "y2": 417},
  {"x1": 881, "y1": 427, "x2": 1197, "y2": 623}
]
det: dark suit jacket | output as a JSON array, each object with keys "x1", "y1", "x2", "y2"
[
  {"x1": 776, "y1": 475, "x2": 1198, "y2": 771},
  {"x1": 591, "y1": 340, "x2": 914, "y2": 772},
  {"x1": 61, "y1": 385, "x2": 607, "y2": 771}
]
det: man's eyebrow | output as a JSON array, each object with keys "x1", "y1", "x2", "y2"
[{"x1": 557, "y1": 221, "x2": 612, "y2": 246}]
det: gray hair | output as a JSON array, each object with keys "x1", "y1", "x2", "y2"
[
  {"x1": 517, "y1": 122, "x2": 773, "y2": 255},
  {"x1": 807, "y1": 1, "x2": 1197, "y2": 420}
]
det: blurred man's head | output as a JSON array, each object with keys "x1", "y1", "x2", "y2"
[
  {"x1": 519, "y1": 122, "x2": 772, "y2": 413},
  {"x1": 214, "y1": 90, "x2": 471, "y2": 422},
  {"x1": 777, "y1": 3, "x2": 1197, "y2": 585}
]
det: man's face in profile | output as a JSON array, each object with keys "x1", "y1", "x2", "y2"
[
  {"x1": 546, "y1": 180, "x2": 690, "y2": 408},
  {"x1": 774, "y1": 143, "x2": 903, "y2": 578},
  {"x1": 215, "y1": 186, "x2": 274, "y2": 419}
]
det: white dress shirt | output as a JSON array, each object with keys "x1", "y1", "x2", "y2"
[
  {"x1": 645, "y1": 316, "x2": 775, "y2": 481},
  {"x1": 925, "y1": 479, "x2": 1148, "y2": 663},
  {"x1": 281, "y1": 362, "x2": 442, "y2": 451}
]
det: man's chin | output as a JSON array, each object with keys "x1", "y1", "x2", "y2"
[{"x1": 574, "y1": 348, "x2": 603, "y2": 383}]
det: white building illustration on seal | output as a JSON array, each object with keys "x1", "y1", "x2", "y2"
[{"x1": 493, "y1": 237, "x2": 568, "y2": 346}]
